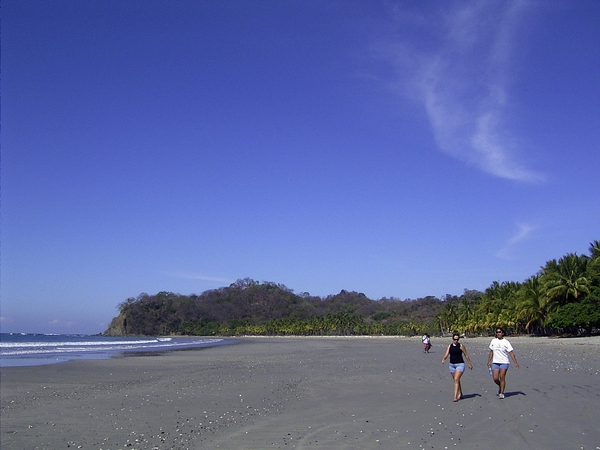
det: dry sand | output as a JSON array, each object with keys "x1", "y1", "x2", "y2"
[{"x1": 1, "y1": 336, "x2": 599, "y2": 449}]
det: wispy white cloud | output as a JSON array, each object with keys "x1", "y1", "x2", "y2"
[
  {"x1": 48, "y1": 319, "x2": 76, "y2": 328},
  {"x1": 496, "y1": 222, "x2": 536, "y2": 259},
  {"x1": 380, "y1": 0, "x2": 545, "y2": 183},
  {"x1": 165, "y1": 272, "x2": 234, "y2": 285}
]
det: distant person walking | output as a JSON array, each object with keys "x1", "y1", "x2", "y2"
[
  {"x1": 441, "y1": 333, "x2": 473, "y2": 402},
  {"x1": 422, "y1": 334, "x2": 431, "y2": 353},
  {"x1": 487, "y1": 327, "x2": 519, "y2": 399}
]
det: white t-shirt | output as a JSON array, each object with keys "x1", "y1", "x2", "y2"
[{"x1": 489, "y1": 338, "x2": 514, "y2": 364}]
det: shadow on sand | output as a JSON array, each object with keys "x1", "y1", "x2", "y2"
[
  {"x1": 503, "y1": 391, "x2": 526, "y2": 397},
  {"x1": 459, "y1": 393, "x2": 481, "y2": 400}
]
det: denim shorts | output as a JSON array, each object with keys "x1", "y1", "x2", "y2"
[
  {"x1": 449, "y1": 363, "x2": 465, "y2": 373},
  {"x1": 492, "y1": 363, "x2": 509, "y2": 370}
]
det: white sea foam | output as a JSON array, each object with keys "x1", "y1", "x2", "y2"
[{"x1": 0, "y1": 334, "x2": 226, "y2": 366}]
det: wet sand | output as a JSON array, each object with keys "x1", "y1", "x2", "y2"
[{"x1": 1, "y1": 336, "x2": 599, "y2": 449}]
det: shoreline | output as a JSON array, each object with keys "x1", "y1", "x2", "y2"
[{"x1": 2, "y1": 336, "x2": 599, "y2": 449}]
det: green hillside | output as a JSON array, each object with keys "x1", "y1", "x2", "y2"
[{"x1": 104, "y1": 241, "x2": 600, "y2": 337}]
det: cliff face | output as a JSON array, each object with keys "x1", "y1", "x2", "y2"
[{"x1": 103, "y1": 314, "x2": 127, "y2": 336}]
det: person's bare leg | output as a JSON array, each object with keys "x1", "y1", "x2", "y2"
[
  {"x1": 492, "y1": 369, "x2": 501, "y2": 395},
  {"x1": 452, "y1": 371, "x2": 463, "y2": 401},
  {"x1": 498, "y1": 368, "x2": 507, "y2": 395}
]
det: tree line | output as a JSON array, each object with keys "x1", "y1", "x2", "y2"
[
  {"x1": 104, "y1": 240, "x2": 600, "y2": 337},
  {"x1": 435, "y1": 240, "x2": 600, "y2": 336},
  {"x1": 104, "y1": 279, "x2": 447, "y2": 336}
]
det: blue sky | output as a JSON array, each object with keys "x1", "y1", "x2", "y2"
[{"x1": 2, "y1": 0, "x2": 599, "y2": 334}]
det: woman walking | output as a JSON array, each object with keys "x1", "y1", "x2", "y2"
[
  {"x1": 487, "y1": 327, "x2": 519, "y2": 399},
  {"x1": 441, "y1": 333, "x2": 473, "y2": 402}
]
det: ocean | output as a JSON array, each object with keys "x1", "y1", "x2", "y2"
[{"x1": 0, "y1": 333, "x2": 234, "y2": 368}]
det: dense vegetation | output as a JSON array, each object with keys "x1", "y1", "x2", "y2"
[
  {"x1": 105, "y1": 240, "x2": 600, "y2": 337},
  {"x1": 435, "y1": 241, "x2": 600, "y2": 336},
  {"x1": 104, "y1": 280, "x2": 449, "y2": 337}
]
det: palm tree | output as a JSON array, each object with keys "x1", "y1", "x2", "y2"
[
  {"x1": 433, "y1": 314, "x2": 444, "y2": 335},
  {"x1": 589, "y1": 240, "x2": 600, "y2": 259},
  {"x1": 456, "y1": 297, "x2": 474, "y2": 331},
  {"x1": 478, "y1": 281, "x2": 520, "y2": 333},
  {"x1": 541, "y1": 253, "x2": 591, "y2": 311},
  {"x1": 435, "y1": 303, "x2": 457, "y2": 336},
  {"x1": 587, "y1": 240, "x2": 600, "y2": 285},
  {"x1": 482, "y1": 281, "x2": 506, "y2": 315},
  {"x1": 466, "y1": 309, "x2": 484, "y2": 335},
  {"x1": 516, "y1": 275, "x2": 548, "y2": 334}
]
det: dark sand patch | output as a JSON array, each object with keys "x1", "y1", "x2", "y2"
[{"x1": 2, "y1": 336, "x2": 599, "y2": 449}]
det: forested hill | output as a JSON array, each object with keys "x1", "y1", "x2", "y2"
[
  {"x1": 103, "y1": 278, "x2": 453, "y2": 336},
  {"x1": 104, "y1": 241, "x2": 600, "y2": 337}
]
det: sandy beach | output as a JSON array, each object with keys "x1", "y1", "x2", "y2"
[{"x1": 2, "y1": 336, "x2": 599, "y2": 449}]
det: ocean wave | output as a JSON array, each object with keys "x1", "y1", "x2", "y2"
[{"x1": 0, "y1": 336, "x2": 224, "y2": 360}]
